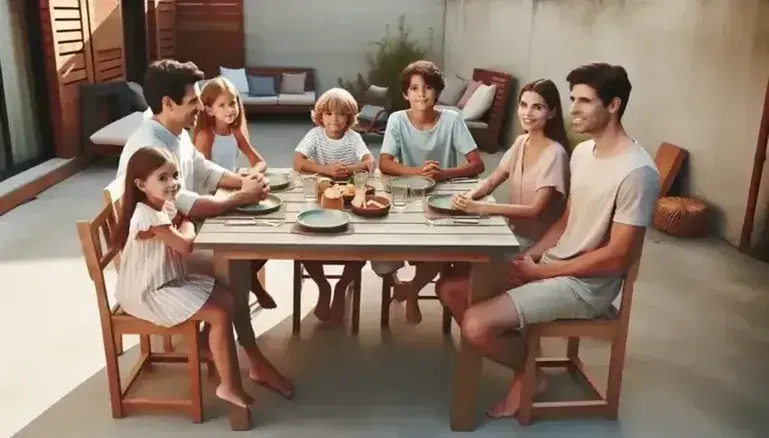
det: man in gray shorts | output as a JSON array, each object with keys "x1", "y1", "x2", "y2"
[{"x1": 437, "y1": 63, "x2": 660, "y2": 419}]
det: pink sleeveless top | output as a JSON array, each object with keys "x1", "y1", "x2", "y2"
[{"x1": 500, "y1": 135, "x2": 569, "y2": 241}]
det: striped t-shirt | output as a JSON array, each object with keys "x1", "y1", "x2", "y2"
[{"x1": 295, "y1": 126, "x2": 371, "y2": 165}]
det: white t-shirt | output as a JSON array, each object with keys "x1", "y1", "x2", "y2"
[
  {"x1": 541, "y1": 139, "x2": 660, "y2": 311},
  {"x1": 295, "y1": 127, "x2": 371, "y2": 165}
]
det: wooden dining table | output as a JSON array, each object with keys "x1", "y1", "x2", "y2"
[{"x1": 194, "y1": 168, "x2": 520, "y2": 431}]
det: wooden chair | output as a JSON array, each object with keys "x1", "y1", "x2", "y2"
[
  {"x1": 517, "y1": 246, "x2": 644, "y2": 425},
  {"x1": 76, "y1": 202, "x2": 212, "y2": 422},
  {"x1": 380, "y1": 273, "x2": 452, "y2": 334},
  {"x1": 466, "y1": 68, "x2": 513, "y2": 153},
  {"x1": 103, "y1": 177, "x2": 175, "y2": 354},
  {"x1": 292, "y1": 261, "x2": 362, "y2": 334}
]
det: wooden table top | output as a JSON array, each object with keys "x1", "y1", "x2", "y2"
[{"x1": 195, "y1": 169, "x2": 519, "y2": 259}]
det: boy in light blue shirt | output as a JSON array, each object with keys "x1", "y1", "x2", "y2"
[{"x1": 375, "y1": 60, "x2": 486, "y2": 324}]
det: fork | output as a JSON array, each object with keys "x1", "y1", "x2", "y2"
[{"x1": 223, "y1": 218, "x2": 286, "y2": 227}]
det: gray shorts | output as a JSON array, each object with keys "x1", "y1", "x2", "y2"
[{"x1": 508, "y1": 277, "x2": 599, "y2": 327}]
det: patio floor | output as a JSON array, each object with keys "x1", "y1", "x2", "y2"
[{"x1": 2, "y1": 121, "x2": 768, "y2": 437}]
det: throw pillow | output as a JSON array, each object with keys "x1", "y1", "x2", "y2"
[
  {"x1": 219, "y1": 67, "x2": 249, "y2": 94},
  {"x1": 461, "y1": 83, "x2": 497, "y2": 121},
  {"x1": 456, "y1": 80, "x2": 480, "y2": 109},
  {"x1": 438, "y1": 75, "x2": 468, "y2": 106},
  {"x1": 281, "y1": 72, "x2": 307, "y2": 94},
  {"x1": 368, "y1": 85, "x2": 388, "y2": 99},
  {"x1": 247, "y1": 75, "x2": 277, "y2": 96}
]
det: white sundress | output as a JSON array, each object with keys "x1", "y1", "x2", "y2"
[{"x1": 115, "y1": 201, "x2": 214, "y2": 327}]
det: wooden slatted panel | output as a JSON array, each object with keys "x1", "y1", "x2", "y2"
[
  {"x1": 40, "y1": 0, "x2": 95, "y2": 158},
  {"x1": 175, "y1": 0, "x2": 244, "y2": 77},
  {"x1": 87, "y1": 0, "x2": 125, "y2": 82},
  {"x1": 147, "y1": 0, "x2": 176, "y2": 62}
]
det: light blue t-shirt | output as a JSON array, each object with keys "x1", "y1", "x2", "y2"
[{"x1": 380, "y1": 109, "x2": 478, "y2": 168}]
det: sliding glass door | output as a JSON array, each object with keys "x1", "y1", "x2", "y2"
[{"x1": 0, "y1": 0, "x2": 53, "y2": 182}]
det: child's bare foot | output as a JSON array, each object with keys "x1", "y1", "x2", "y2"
[
  {"x1": 215, "y1": 384, "x2": 251, "y2": 409},
  {"x1": 485, "y1": 372, "x2": 548, "y2": 419},
  {"x1": 249, "y1": 368, "x2": 294, "y2": 400},
  {"x1": 254, "y1": 291, "x2": 277, "y2": 309},
  {"x1": 392, "y1": 280, "x2": 410, "y2": 302},
  {"x1": 405, "y1": 299, "x2": 422, "y2": 325},
  {"x1": 313, "y1": 283, "x2": 332, "y2": 321}
]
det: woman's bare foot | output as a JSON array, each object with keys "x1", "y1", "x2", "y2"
[
  {"x1": 405, "y1": 299, "x2": 423, "y2": 325},
  {"x1": 485, "y1": 372, "x2": 548, "y2": 419},
  {"x1": 215, "y1": 384, "x2": 251, "y2": 409},
  {"x1": 254, "y1": 291, "x2": 277, "y2": 309},
  {"x1": 248, "y1": 368, "x2": 295, "y2": 400},
  {"x1": 313, "y1": 283, "x2": 332, "y2": 321}
]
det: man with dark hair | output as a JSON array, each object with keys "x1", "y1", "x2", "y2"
[
  {"x1": 118, "y1": 59, "x2": 267, "y2": 219},
  {"x1": 438, "y1": 62, "x2": 660, "y2": 417}
]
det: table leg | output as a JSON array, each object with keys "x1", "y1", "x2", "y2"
[
  {"x1": 450, "y1": 259, "x2": 508, "y2": 431},
  {"x1": 213, "y1": 254, "x2": 253, "y2": 431}
]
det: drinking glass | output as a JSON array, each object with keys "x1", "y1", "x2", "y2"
[
  {"x1": 410, "y1": 187, "x2": 426, "y2": 207},
  {"x1": 353, "y1": 170, "x2": 369, "y2": 189},
  {"x1": 391, "y1": 182, "x2": 409, "y2": 210},
  {"x1": 301, "y1": 173, "x2": 318, "y2": 201}
]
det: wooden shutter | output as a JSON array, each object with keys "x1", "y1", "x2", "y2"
[
  {"x1": 86, "y1": 0, "x2": 125, "y2": 82},
  {"x1": 39, "y1": 0, "x2": 95, "y2": 158},
  {"x1": 147, "y1": 0, "x2": 176, "y2": 62},
  {"x1": 176, "y1": 0, "x2": 244, "y2": 77}
]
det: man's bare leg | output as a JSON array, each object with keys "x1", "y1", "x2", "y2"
[
  {"x1": 394, "y1": 262, "x2": 442, "y2": 324},
  {"x1": 461, "y1": 293, "x2": 547, "y2": 418},
  {"x1": 329, "y1": 261, "x2": 365, "y2": 324},
  {"x1": 301, "y1": 261, "x2": 332, "y2": 321},
  {"x1": 250, "y1": 260, "x2": 277, "y2": 309}
]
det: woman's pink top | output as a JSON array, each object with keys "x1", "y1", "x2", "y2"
[{"x1": 478, "y1": 134, "x2": 570, "y2": 242}]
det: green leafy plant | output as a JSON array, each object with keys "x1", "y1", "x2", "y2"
[{"x1": 338, "y1": 15, "x2": 430, "y2": 111}]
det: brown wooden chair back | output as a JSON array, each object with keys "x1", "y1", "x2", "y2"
[
  {"x1": 654, "y1": 142, "x2": 687, "y2": 198},
  {"x1": 103, "y1": 177, "x2": 125, "y2": 270}
]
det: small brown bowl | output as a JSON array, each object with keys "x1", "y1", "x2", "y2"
[
  {"x1": 340, "y1": 184, "x2": 375, "y2": 204},
  {"x1": 350, "y1": 195, "x2": 391, "y2": 218}
]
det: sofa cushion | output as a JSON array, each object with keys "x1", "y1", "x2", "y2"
[
  {"x1": 457, "y1": 80, "x2": 480, "y2": 109},
  {"x1": 90, "y1": 111, "x2": 149, "y2": 146},
  {"x1": 247, "y1": 75, "x2": 277, "y2": 96},
  {"x1": 436, "y1": 104, "x2": 461, "y2": 114},
  {"x1": 277, "y1": 91, "x2": 316, "y2": 105},
  {"x1": 281, "y1": 72, "x2": 306, "y2": 94},
  {"x1": 465, "y1": 120, "x2": 489, "y2": 129},
  {"x1": 358, "y1": 104, "x2": 388, "y2": 123},
  {"x1": 240, "y1": 94, "x2": 279, "y2": 106},
  {"x1": 219, "y1": 67, "x2": 249, "y2": 94},
  {"x1": 462, "y1": 83, "x2": 497, "y2": 121},
  {"x1": 438, "y1": 75, "x2": 468, "y2": 106}
]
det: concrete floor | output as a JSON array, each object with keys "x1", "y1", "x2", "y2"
[{"x1": 2, "y1": 121, "x2": 769, "y2": 437}]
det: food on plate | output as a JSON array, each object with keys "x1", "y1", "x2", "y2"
[{"x1": 365, "y1": 199, "x2": 386, "y2": 209}]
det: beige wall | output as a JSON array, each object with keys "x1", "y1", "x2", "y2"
[
  {"x1": 243, "y1": 0, "x2": 445, "y2": 92},
  {"x1": 444, "y1": 0, "x2": 769, "y2": 247}
]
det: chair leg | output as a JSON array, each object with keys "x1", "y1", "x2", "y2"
[
  {"x1": 187, "y1": 325, "x2": 203, "y2": 423},
  {"x1": 380, "y1": 275, "x2": 391, "y2": 328},
  {"x1": 566, "y1": 337, "x2": 580, "y2": 358},
  {"x1": 163, "y1": 335, "x2": 174, "y2": 352},
  {"x1": 103, "y1": 332, "x2": 124, "y2": 419},
  {"x1": 441, "y1": 306, "x2": 452, "y2": 334},
  {"x1": 292, "y1": 261, "x2": 302, "y2": 334},
  {"x1": 517, "y1": 335, "x2": 541, "y2": 426},
  {"x1": 604, "y1": 334, "x2": 630, "y2": 420},
  {"x1": 351, "y1": 269, "x2": 362, "y2": 335}
]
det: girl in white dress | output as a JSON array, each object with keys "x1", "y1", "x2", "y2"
[
  {"x1": 114, "y1": 146, "x2": 252, "y2": 409},
  {"x1": 192, "y1": 76, "x2": 277, "y2": 310}
]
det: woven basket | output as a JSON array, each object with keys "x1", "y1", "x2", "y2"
[{"x1": 653, "y1": 196, "x2": 710, "y2": 238}]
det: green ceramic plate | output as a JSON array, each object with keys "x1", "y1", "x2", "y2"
[
  {"x1": 296, "y1": 209, "x2": 351, "y2": 231},
  {"x1": 386, "y1": 175, "x2": 436, "y2": 193},
  {"x1": 426, "y1": 194, "x2": 459, "y2": 213},
  {"x1": 264, "y1": 172, "x2": 291, "y2": 191},
  {"x1": 235, "y1": 194, "x2": 283, "y2": 214}
]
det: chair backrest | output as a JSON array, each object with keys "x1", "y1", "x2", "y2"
[
  {"x1": 76, "y1": 202, "x2": 121, "y2": 332},
  {"x1": 103, "y1": 177, "x2": 124, "y2": 270},
  {"x1": 654, "y1": 142, "x2": 687, "y2": 198},
  {"x1": 471, "y1": 68, "x2": 513, "y2": 142}
]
